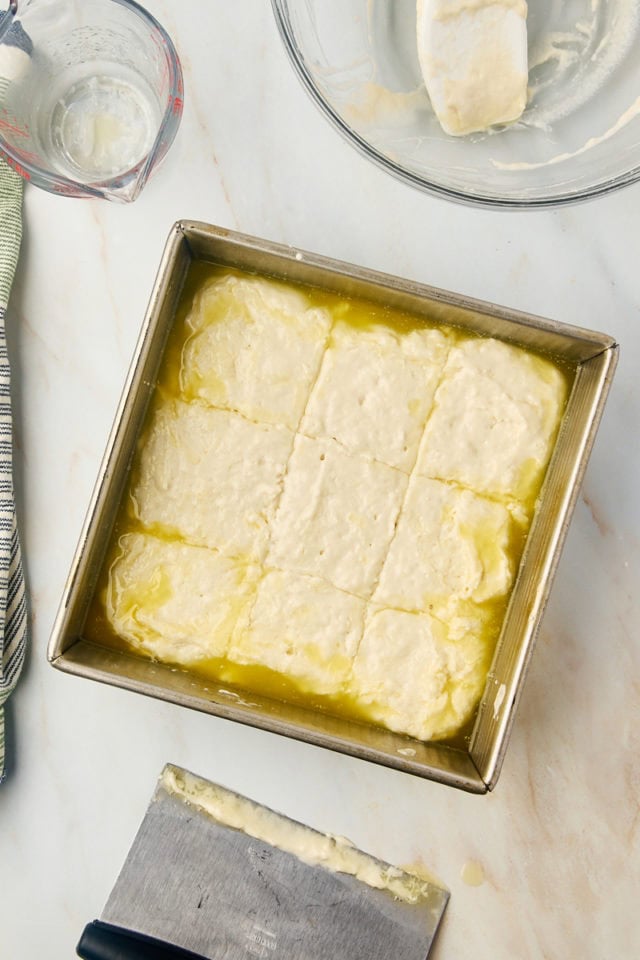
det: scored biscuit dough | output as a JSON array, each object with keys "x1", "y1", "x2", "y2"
[
  {"x1": 301, "y1": 319, "x2": 450, "y2": 471},
  {"x1": 180, "y1": 274, "x2": 332, "y2": 430},
  {"x1": 268, "y1": 435, "x2": 407, "y2": 598},
  {"x1": 131, "y1": 398, "x2": 294, "y2": 562},
  {"x1": 348, "y1": 607, "x2": 490, "y2": 741},
  {"x1": 96, "y1": 264, "x2": 570, "y2": 745},
  {"x1": 106, "y1": 532, "x2": 258, "y2": 664},
  {"x1": 415, "y1": 337, "x2": 567, "y2": 502},
  {"x1": 374, "y1": 476, "x2": 515, "y2": 617},
  {"x1": 228, "y1": 569, "x2": 365, "y2": 696}
]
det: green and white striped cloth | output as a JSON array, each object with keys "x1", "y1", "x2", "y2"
[{"x1": 0, "y1": 157, "x2": 26, "y2": 782}]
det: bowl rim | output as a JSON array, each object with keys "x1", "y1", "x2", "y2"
[{"x1": 270, "y1": 0, "x2": 640, "y2": 209}]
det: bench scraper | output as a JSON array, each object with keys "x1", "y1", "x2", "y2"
[{"x1": 77, "y1": 763, "x2": 449, "y2": 960}]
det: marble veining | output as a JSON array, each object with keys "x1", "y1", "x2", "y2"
[{"x1": 0, "y1": 2, "x2": 638, "y2": 958}]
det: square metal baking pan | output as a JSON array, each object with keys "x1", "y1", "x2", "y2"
[{"x1": 48, "y1": 221, "x2": 618, "y2": 793}]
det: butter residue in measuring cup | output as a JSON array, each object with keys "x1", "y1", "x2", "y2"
[
  {"x1": 416, "y1": 0, "x2": 528, "y2": 135},
  {"x1": 49, "y1": 72, "x2": 161, "y2": 181}
]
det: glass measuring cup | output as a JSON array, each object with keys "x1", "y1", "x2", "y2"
[{"x1": 0, "y1": 0, "x2": 183, "y2": 201}]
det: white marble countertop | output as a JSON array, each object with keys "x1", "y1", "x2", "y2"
[{"x1": 1, "y1": 2, "x2": 638, "y2": 957}]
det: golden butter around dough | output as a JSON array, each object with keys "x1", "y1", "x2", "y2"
[{"x1": 89, "y1": 268, "x2": 567, "y2": 742}]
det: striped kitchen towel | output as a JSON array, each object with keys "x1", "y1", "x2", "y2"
[
  {"x1": 0, "y1": 12, "x2": 33, "y2": 783},
  {"x1": 0, "y1": 158, "x2": 26, "y2": 784},
  {"x1": 0, "y1": 10, "x2": 29, "y2": 783}
]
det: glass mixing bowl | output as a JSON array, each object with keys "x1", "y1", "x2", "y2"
[{"x1": 271, "y1": 0, "x2": 640, "y2": 208}]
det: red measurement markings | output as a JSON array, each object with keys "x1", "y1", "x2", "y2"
[
  {"x1": 0, "y1": 114, "x2": 29, "y2": 139},
  {"x1": 3, "y1": 154, "x2": 30, "y2": 180}
]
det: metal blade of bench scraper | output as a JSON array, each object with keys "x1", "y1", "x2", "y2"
[{"x1": 101, "y1": 777, "x2": 449, "y2": 960}]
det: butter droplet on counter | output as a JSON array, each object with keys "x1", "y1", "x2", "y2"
[{"x1": 461, "y1": 859, "x2": 485, "y2": 886}]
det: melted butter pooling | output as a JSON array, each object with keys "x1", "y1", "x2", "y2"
[{"x1": 84, "y1": 265, "x2": 569, "y2": 744}]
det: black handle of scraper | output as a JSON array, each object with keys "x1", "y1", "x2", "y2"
[{"x1": 77, "y1": 920, "x2": 209, "y2": 960}]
